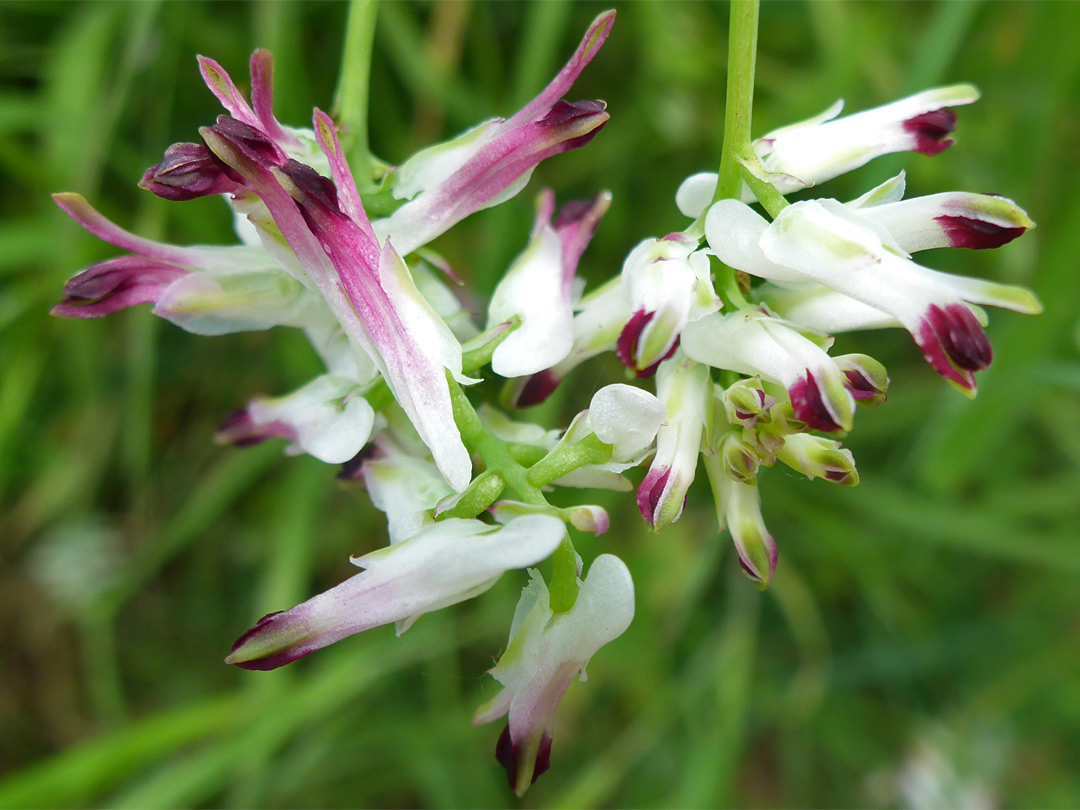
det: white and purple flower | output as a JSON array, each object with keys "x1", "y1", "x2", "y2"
[{"x1": 473, "y1": 554, "x2": 634, "y2": 795}]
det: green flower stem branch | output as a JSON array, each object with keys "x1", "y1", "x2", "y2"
[
  {"x1": 446, "y1": 373, "x2": 585, "y2": 612},
  {"x1": 332, "y1": 0, "x2": 379, "y2": 191}
]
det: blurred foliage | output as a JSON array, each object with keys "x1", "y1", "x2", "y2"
[{"x1": 1, "y1": 1, "x2": 1079, "y2": 807}]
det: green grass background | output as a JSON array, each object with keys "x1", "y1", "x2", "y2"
[{"x1": 1, "y1": 1, "x2": 1079, "y2": 807}]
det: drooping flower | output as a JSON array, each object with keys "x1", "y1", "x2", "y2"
[
  {"x1": 676, "y1": 84, "x2": 981, "y2": 216},
  {"x1": 51, "y1": 193, "x2": 312, "y2": 332},
  {"x1": 473, "y1": 554, "x2": 635, "y2": 795},
  {"x1": 487, "y1": 188, "x2": 611, "y2": 378},
  {"x1": 227, "y1": 514, "x2": 566, "y2": 671},
  {"x1": 375, "y1": 11, "x2": 615, "y2": 256},
  {"x1": 703, "y1": 463, "x2": 777, "y2": 588}
]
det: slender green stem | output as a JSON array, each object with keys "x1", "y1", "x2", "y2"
[
  {"x1": 333, "y1": 0, "x2": 378, "y2": 190},
  {"x1": 526, "y1": 434, "x2": 612, "y2": 488},
  {"x1": 713, "y1": 0, "x2": 760, "y2": 204},
  {"x1": 740, "y1": 161, "x2": 790, "y2": 218}
]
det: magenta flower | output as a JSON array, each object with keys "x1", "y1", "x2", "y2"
[{"x1": 376, "y1": 11, "x2": 616, "y2": 257}]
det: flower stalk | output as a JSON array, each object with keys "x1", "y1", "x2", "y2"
[{"x1": 333, "y1": 0, "x2": 380, "y2": 191}]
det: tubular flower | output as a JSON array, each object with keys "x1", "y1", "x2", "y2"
[
  {"x1": 705, "y1": 193, "x2": 1041, "y2": 395},
  {"x1": 474, "y1": 555, "x2": 635, "y2": 795},
  {"x1": 375, "y1": 11, "x2": 615, "y2": 257},
  {"x1": 617, "y1": 235, "x2": 719, "y2": 377},
  {"x1": 637, "y1": 356, "x2": 710, "y2": 530},
  {"x1": 676, "y1": 84, "x2": 980, "y2": 215},
  {"x1": 227, "y1": 515, "x2": 566, "y2": 671},
  {"x1": 216, "y1": 375, "x2": 374, "y2": 464},
  {"x1": 51, "y1": 193, "x2": 311, "y2": 332},
  {"x1": 682, "y1": 309, "x2": 855, "y2": 433},
  {"x1": 704, "y1": 463, "x2": 777, "y2": 588},
  {"x1": 488, "y1": 188, "x2": 611, "y2": 377}
]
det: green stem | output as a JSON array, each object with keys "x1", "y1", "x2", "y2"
[
  {"x1": 740, "y1": 161, "x2": 790, "y2": 218},
  {"x1": 333, "y1": 0, "x2": 378, "y2": 190},
  {"x1": 713, "y1": 0, "x2": 760, "y2": 204},
  {"x1": 526, "y1": 434, "x2": 611, "y2": 488},
  {"x1": 445, "y1": 373, "x2": 581, "y2": 612}
]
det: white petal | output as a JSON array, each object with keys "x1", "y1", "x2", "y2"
[
  {"x1": 675, "y1": 172, "x2": 719, "y2": 219},
  {"x1": 588, "y1": 384, "x2": 666, "y2": 461}
]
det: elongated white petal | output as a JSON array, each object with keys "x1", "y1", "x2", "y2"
[
  {"x1": 227, "y1": 515, "x2": 565, "y2": 670},
  {"x1": 860, "y1": 191, "x2": 1035, "y2": 253}
]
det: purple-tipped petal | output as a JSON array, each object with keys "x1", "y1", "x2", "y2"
[
  {"x1": 312, "y1": 108, "x2": 373, "y2": 236},
  {"x1": 636, "y1": 466, "x2": 671, "y2": 527},
  {"x1": 139, "y1": 142, "x2": 240, "y2": 201},
  {"x1": 915, "y1": 303, "x2": 991, "y2": 393},
  {"x1": 616, "y1": 309, "x2": 680, "y2": 378},
  {"x1": 903, "y1": 109, "x2": 957, "y2": 156},
  {"x1": 502, "y1": 9, "x2": 615, "y2": 131},
  {"x1": 495, "y1": 725, "x2": 553, "y2": 792},
  {"x1": 52, "y1": 256, "x2": 187, "y2": 318},
  {"x1": 215, "y1": 407, "x2": 296, "y2": 449},
  {"x1": 935, "y1": 214, "x2": 1027, "y2": 250},
  {"x1": 512, "y1": 369, "x2": 563, "y2": 408},
  {"x1": 53, "y1": 193, "x2": 236, "y2": 271},
  {"x1": 788, "y1": 370, "x2": 844, "y2": 433}
]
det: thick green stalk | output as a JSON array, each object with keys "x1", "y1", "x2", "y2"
[
  {"x1": 332, "y1": 0, "x2": 378, "y2": 190},
  {"x1": 713, "y1": 0, "x2": 760, "y2": 203}
]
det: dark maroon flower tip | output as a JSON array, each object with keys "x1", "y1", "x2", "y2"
[
  {"x1": 539, "y1": 98, "x2": 608, "y2": 128},
  {"x1": 337, "y1": 445, "x2": 380, "y2": 481},
  {"x1": 824, "y1": 469, "x2": 851, "y2": 483},
  {"x1": 278, "y1": 158, "x2": 341, "y2": 215},
  {"x1": 495, "y1": 726, "x2": 552, "y2": 791},
  {"x1": 788, "y1": 371, "x2": 842, "y2": 432},
  {"x1": 216, "y1": 408, "x2": 295, "y2": 448},
  {"x1": 903, "y1": 109, "x2": 958, "y2": 156},
  {"x1": 203, "y1": 114, "x2": 285, "y2": 172},
  {"x1": 925, "y1": 303, "x2": 992, "y2": 372},
  {"x1": 139, "y1": 142, "x2": 240, "y2": 201},
  {"x1": 935, "y1": 214, "x2": 1027, "y2": 250},
  {"x1": 636, "y1": 468, "x2": 670, "y2": 526},
  {"x1": 227, "y1": 611, "x2": 312, "y2": 671},
  {"x1": 513, "y1": 369, "x2": 562, "y2": 409},
  {"x1": 616, "y1": 310, "x2": 679, "y2": 377},
  {"x1": 842, "y1": 369, "x2": 884, "y2": 401}
]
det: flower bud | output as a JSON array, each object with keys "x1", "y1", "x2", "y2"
[
  {"x1": 717, "y1": 430, "x2": 761, "y2": 484},
  {"x1": 834, "y1": 354, "x2": 889, "y2": 408},
  {"x1": 722, "y1": 377, "x2": 775, "y2": 428},
  {"x1": 776, "y1": 433, "x2": 859, "y2": 486}
]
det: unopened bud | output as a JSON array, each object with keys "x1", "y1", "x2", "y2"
[
  {"x1": 776, "y1": 433, "x2": 859, "y2": 486},
  {"x1": 835, "y1": 354, "x2": 889, "y2": 408},
  {"x1": 723, "y1": 377, "x2": 775, "y2": 428},
  {"x1": 718, "y1": 431, "x2": 760, "y2": 484}
]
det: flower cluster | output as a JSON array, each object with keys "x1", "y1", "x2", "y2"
[{"x1": 52, "y1": 8, "x2": 1040, "y2": 795}]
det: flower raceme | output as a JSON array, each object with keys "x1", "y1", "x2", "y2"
[{"x1": 50, "y1": 9, "x2": 1047, "y2": 796}]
